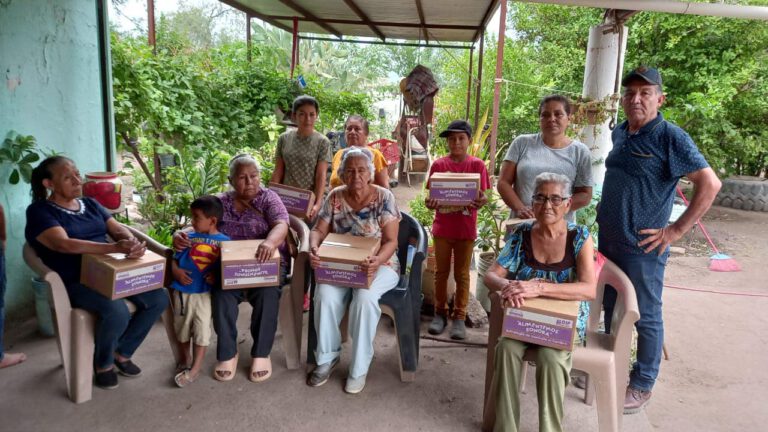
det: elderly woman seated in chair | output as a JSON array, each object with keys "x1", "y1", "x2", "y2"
[
  {"x1": 483, "y1": 172, "x2": 596, "y2": 432},
  {"x1": 307, "y1": 147, "x2": 401, "y2": 394},
  {"x1": 24, "y1": 156, "x2": 168, "y2": 390}
]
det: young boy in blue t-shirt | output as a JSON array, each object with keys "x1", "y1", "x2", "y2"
[{"x1": 171, "y1": 195, "x2": 229, "y2": 387}]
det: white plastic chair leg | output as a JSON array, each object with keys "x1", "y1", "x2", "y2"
[
  {"x1": 592, "y1": 369, "x2": 619, "y2": 432},
  {"x1": 70, "y1": 311, "x2": 95, "y2": 404}
]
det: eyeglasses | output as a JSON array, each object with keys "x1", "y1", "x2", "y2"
[{"x1": 532, "y1": 194, "x2": 570, "y2": 206}]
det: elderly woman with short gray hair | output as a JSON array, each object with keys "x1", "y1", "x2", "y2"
[
  {"x1": 173, "y1": 154, "x2": 289, "y2": 383},
  {"x1": 483, "y1": 172, "x2": 597, "y2": 432},
  {"x1": 307, "y1": 147, "x2": 401, "y2": 394}
]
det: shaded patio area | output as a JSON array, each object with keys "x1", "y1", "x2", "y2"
[{"x1": 3, "y1": 185, "x2": 768, "y2": 431}]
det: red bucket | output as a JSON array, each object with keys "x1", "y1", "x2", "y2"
[{"x1": 83, "y1": 172, "x2": 123, "y2": 210}]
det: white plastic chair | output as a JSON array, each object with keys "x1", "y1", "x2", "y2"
[{"x1": 22, "y1": 224, "x2": 181, "y2": 404}]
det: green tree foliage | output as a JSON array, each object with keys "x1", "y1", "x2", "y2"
[
  {"x1": 110, "y1": 15, "x2": 376, "y2": 241},
  {"x1": 250, "y1": 24, "x2": 391, "y2": 95},
  {"x1": 624, "y1": 11, "x2": 768, "y2": 176},
  {"x1": 432, "y1": 3, "x2": 767, "y2": 176}
]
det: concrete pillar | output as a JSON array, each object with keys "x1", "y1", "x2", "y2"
[{"x1": 581, "y1": 24, "x2": 627, "y2": 186}]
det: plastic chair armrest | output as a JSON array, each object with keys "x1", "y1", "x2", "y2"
[{"x1": 124, "y1": 224, "x2": 173, "y2": 259}]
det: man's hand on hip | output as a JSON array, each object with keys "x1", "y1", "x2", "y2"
[{"x1": 638, "y1": 224, "x2": 684, "y2": 255}]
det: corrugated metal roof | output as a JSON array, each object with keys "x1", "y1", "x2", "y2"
[{"x1": 220, "y1": 0, "x2": 500, "y2": 43}]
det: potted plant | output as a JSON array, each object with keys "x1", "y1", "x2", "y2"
[
  {"x1": 474, "y1": 188, "x2": 507, "y2": 312},
  {"x1": 1, "y1": 131, "x2": 55, "y2": 336},
  {"x1": 0, "y1": 131, "x2": 43, "y2": 184}
]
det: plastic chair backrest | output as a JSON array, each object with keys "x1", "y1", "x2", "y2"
[
  {"x1": 591, "y1": 259, "x2": 640, "y2": 351},
  {"x1": 396, "y1": 212, "x2": 427, "y2": 285}
]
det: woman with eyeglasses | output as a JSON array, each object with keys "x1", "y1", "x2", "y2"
[
  {"x1": 497, "y1": 95, "x2": 593, "y2": 221},
  {"x1": 483, "y1": 172, "x2": 596, "y2": 432}
]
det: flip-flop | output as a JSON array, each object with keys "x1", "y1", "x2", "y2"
[
  {"x1": 174, "y1": 369, "x2": 199, "y2": 388},
  {"x1": 213, "y1": 353, "x2": 238, "y2": 382},
  {"x1": 0, "y1": 352, "x2": 27, "y2": 369},
  {"x1": 249, "y1": 356, "x2": 272, "y2": 383}
]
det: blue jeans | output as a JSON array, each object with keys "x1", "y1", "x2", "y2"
[
  {"x1": 0, "y1": 248, "x2": 6, "y2": 360},
  {"x1": 66, "y1": 283, "x2": 169, "y2": 370},
  {"x1": 601, "y1": 243, "x2": 668, "y2": 392}
]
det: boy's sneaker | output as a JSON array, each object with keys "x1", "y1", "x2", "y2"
[
  {"x1": 624, "y1": 386, "x2": 652, "y2": 414},
  {"x1": 95, "y1": 369, "x2": 119, "y2": 389},
  {"x1": 114, "y1": 359, "x2": 142, "y2": 377},
  {"x1": 450, "y1": 319, "x2": 466, "y2": 340},
  {"x1": 428, "y1": 315, "x2": 447, "y2": 335}
]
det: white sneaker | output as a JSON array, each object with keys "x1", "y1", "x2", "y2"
[{"x1": 344, "y1": 374, "x2": 367, "y2": 394}]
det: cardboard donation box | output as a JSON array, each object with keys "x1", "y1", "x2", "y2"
[
  {"x1": 221, "y1": 240, "x2": 281, "y2": 289},
  {"x1": 315, "y1": 233, "x2": 380, "y2": 289},
  {"x1": 269, "y1": 182, "x2": 315, "y2": 219},
  {"x1": 428, "y1": 172, "x2": 481, "y2": 206},
  {"x1": 81, "y1": 250, "x2": 166, "y2": 300},
  {"x1": 502, "y1": 297, "x2": 580, "y2": 351}
]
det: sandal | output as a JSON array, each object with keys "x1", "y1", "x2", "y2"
[
  {"x1": 213, "y1": 353, "x2": 238, "y2": 382},
  {"x1": 175, "y1": 362, "x2": 191, "y2": 374},
  {"x1": 174, "y1": 369, "x2": 199, "y2": 388},
  {"x1": 0, "y1": 352, "x2": 27, "y2": 369},
  {"x1": 249, "y1": 357, "x2": 272, "y2": 383}
]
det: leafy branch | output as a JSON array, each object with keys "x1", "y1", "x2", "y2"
[{"x1": 1, "y1": 131, "x2": 44, "y2": 184}]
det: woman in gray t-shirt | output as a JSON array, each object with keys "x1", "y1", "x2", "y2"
[{"x1": 497, "y1": 95, "x2": 594, "y2": 221}]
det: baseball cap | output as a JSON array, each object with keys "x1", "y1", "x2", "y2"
[
  {"x1": 439, "y1": 120, "x2": 472, "y2": 138},
  {"x1": 621, "y1": 66, "x2": 662, "y2": 89}
]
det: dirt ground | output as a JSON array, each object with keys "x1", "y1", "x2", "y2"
[{"x1": 1, "y1": 178, "x2": 766, "y2": 431}]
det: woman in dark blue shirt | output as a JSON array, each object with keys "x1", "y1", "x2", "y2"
[{"x1": 25, "y1": 156, "x2": 168, "y2": 389}]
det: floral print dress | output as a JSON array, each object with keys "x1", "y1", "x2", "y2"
[{"x1": 497, "y1": 221, "x2": 591, "y2": 342}]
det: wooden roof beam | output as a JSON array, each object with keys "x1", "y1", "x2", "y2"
[
  {"x1": 259, "y1": 16, "x2": 478, "y2": 30},
  {"x1": 342, "y1": 0, "x2": 386, "y2": 41},
  {"x1": 472, "y1": 0, "x2": 501, "y2": 42},
  {"x1": 219, "y1": 0, "x2": 292, "y2": 32},
  {"x1": 278, "y1": 0, "x2": 343, "y2": 38},
  {"x1": 415, "y1": 0, "x2": 428, "y2": 42}
]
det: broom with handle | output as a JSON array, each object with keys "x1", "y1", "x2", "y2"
[{"x1": 675, "y1": 186, "x2": 741, "y2": 272}]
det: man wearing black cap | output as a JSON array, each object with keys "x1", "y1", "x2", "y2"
[
  {"x1": 596, "y1": 66, "x2": 721, "y2": 413},
  {"x1": 425, "y1": 120, "x2": 490, "y2": 340}
]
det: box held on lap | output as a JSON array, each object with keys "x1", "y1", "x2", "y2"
[
  {"x1": 502, "y1": 297, "x2": 579, "y2": 351},
  {"x1": 81, "y1": 250, "x2": 166, "y2": 300},
  {"x1": 315, "y1": 233, "x2": 380, "y2": 289},
  {"x1": 221, "y1": 240, "x2": 281, "y2": 289}
]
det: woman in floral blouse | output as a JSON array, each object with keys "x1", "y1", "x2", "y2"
[
  {"x1": 307, "y1": 147, "x2": 401, "y2": 394},
  {"x1": 483, "y1": 172, "x2": 596, "y2": 432}
]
